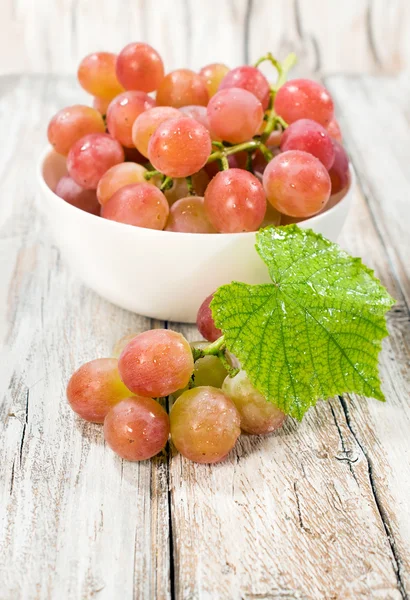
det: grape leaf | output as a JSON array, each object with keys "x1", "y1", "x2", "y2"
[{"x1": 211, "y1": 225, "x2": 395, "y2": 420}]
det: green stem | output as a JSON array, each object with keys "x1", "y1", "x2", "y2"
[
  {"x1": 212, "y1": 140, "x2": 225, "y2": 150},
  {"x1": 245, "y1": 150, "x2": 254, "y2": 173},
  {"x1": 201, "y1": 335, "x2": 225, "y2": 355},
  {"x1": 259, "y1": 142, "x2": 273, "y2": 162},
  {"x1": 217, "y1": 351, "x2": 239, "y2": 378},
  {"x1": 160, "y1": 176, "x2": 174, "y2": 191},
  {"x1": 186, "y1": 176, "x2": 195, "y2": 195},
  {"x1": 144, "y1": 169, "x2": 162, "y2": 181},
  {"x1": 220, "y1": 156, "x2": 229, "y2": 170}
]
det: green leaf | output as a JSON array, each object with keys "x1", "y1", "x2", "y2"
[{"x1": 211, "y1": 225, "x2": 395, "y2": 420}]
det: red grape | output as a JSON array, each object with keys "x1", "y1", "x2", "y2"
[
  {"x1": 263, "y1": 150, "x2": 331, "y2": 217},
  {"x1": 196, "y1": 293, "x2": 222, "y2": 342},
  {"x1": 199, "y1": 63, "x2": 230, "y2": 97},
  {"x1": 92, "y1": 96, "x2": 111, "y2": 115},
  {"x1": 179, "y1": 105, "x2": 211, "y2": 132},
  {"x1": 47, "y1": 105, "x2": 105, "y2": 156},
  {"x1": 148, "y1": 116, "x2": 211, "y2": 178},
  {"x1": 327, "y1": 118, "x2": 342, "y2": 143},
  {"x1": 106, "y1": 91, "x2": 155, "y2": 147},
  {"x1": 104, "y1": 397, "x2": 169, "y2": 461},
  {"x1": 165, "y1": 196, "x2": 216, "y2": 233},
  {"x1": 67, "y1": 133, "x2": 124, "y2": 189},
  {"x1": 329, "y1": 141, "x2": 350, "y2": 194},
  {"x1": 102, "y1": 183, "x2": 169, "y2": 230},
  {"x1": 223, "y1": 370, "x2": 286, "y2": 435},
  {"x1": 118, "y1": 329, "x2": 194, "y2": 397},
  {"x1": 204, "y1": 168, "x2": 266, "y2": 233},
  {"x1": 131, "y1": 106, "x2": 181, "y2": 157},
  {"x1": 280, "y1": 119, "x2": 335, "y2": 169},
  {"x1": 265, "y1": 129, "x2": 283, "y2": 148},
  {"x1": 55, "y1": 175, "x2": 100, "y2": 215},
  {"x1": 116, "y1": 42, "x2": 165, "y2": 93},
  {"x1": 170, "y1": 386, "x2": 240, "y2": 463},
  {"x1": 78, "y1": 52, "x2": 124, "y2": 99},
  {"x1": 156, "y1": 69, "x2": 209, "y2": 108},
  {"x1": 219, "y1": 65, "x2": 270, "y2": 110},
  {"x1": 97, "y1": 162, "x2": 151, "y2": 205},
  {"x1": 164, "y1": 170, "x2": 210, "y2": 205},
  {"x1": 207, "y1": 88, "x2": 264, "y2": 144},
  {"x1": 66, "y1": 358, "x2": 132, "y2": 423},
  {"x1": 274, "y1": 79, "x2": 334, "y2": 127}
]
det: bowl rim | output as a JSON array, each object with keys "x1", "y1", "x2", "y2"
[{"x1": 37, "y1": 145, "x2": 355, "y2": 239}]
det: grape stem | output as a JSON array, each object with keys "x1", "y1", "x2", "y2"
[
  {"x1": 160, "y1": 176, "x2": 174, "y2": 191},
  {"x1": 207, "y1": 139, "x2": 273, "y2": 165},
  {"x1": 186, "y1": 175, "x2": 195, "y2": 195},
  {"x1": 144, "y1": 170, "x2": 162, "y2": 180},
  {"x1": 254, "y1": 52, "x2": 297, "y2": 92},
  {"x1": 193, "y1": 336, "x2": 239, "y2": 378}
]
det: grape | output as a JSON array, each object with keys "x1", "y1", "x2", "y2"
[
  {"x1": 148, "y1": 116, "x2": 212, "y2": 178},
  {"x1": 170, "y1": 386, "x2": 240, "y2": 463},
  {"x1": 196, "y1": 293, "x2": 222, "y2": 342},
  {"x1": 274, "y1": 79, "x2": 334, "y2": 127},
  {"x1": 112, "y1": 333, "x2": 139, "y2": 358},
  {"x1": 78, "y1": 52, "x2": 124, "y2": 99},
  {"x1": 116, "y1": 42, "x2": 165, "y2": 93},
  {"x1": 55, "y1": 175, "x2": 100, "y2": 215},
  {"x1": 280, "y1": 119, "x2": 335, "y2": 170},
  {"x1": 92, "y1": 96, "x2": 111, "y2": 115},
  {"x1": 156, "y1": 69, "x2": 209, "y2": 108},
  {"x1": 131, "y1": 106, "x2": 181, "y2": 157},
  {"x1": 165, "y1": 170, "x2": 210, "y2": 205},
  {"x1": 97, "y1": 162, "x2": 151, "y2": 205},
  {"x1": 199, "y1": 63, "x2": 230, "y2": 97},
  {"x1": 265, "y1": 129, "x2": 283, "y2": 147},
  {"x1": 261, "y1": 201, "x2": 281, "y2": 227},
  {"x1": 118, "y1": 329, "x2": 194, "y2": 397},
  {"x1": 193, "y1": 355, "x2": 228, "y2": 388},
  {"x1": 327, "y1": 118, "x2": 342, "y2": 143},
  {"x1": 207, "y1": 88, "x2": 264, "y2": 144},
  {"x1": 263, "y1": 150, "x2": 331, "y2": 217},
  {"x1": 222, "y1": 370, "x2": 286, "y2": 435},
  {"x1": 204, "y1": 168, "x2": 266, "y2": 233},
  {"x1": 204, "y1": 152, "x2": 247, "y2": 179},
  {"x1": 218, "y1": 65, "x2": 270, "y2": 110},
  {"x1": 102, "y1": 183, "x2": 169, "y2": 230},
  {"x1": 66, "y1": 358, "x2": 132, "y2": 423},
  {"x1": 328, "y1": 141, "x2": 350, "y2": 194},
  {"x1": 47, "y1": 105, "x2": 105, "y2": 156},
  {"x1": 165, "y1": 196, "x2": 216, "y2": 233},
  {"x1": 104, "y1": 397, "x2": 169, "y2": 461},
  {"x1": 106, "y1": 91, "x2": 155, "y2": 148},
  {"x1": 67, "y1": 133, "x2": 124, "y2": 190},
  {"x1": 179, "y1": 105, "x2": 211, "y2": 132}
]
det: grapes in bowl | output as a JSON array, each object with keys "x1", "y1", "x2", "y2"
[{"x1": 38, "y1": 44, "x2": 354, "y2": 323}]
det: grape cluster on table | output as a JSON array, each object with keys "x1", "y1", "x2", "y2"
[
  {"x1": 48, "y1": 42, "x2": 350, "y2": 234},
  {"x1": 67, "y1": 294, "x2": 286, "y2": 464}
]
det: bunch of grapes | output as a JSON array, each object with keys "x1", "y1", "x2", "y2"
[
  {"x1": 47, "y1": 43, "x2": 350, "y2": 233},
  {"x1": 67, "y1": 294, "x2": 286, "y2": 463}
]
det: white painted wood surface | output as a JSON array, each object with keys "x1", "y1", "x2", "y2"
[
  {"x1": 1, "y1": 0, "x2": 410, "y2": 77},
  {"x1": 0, "y1": 73, "x2": 410, "y2": 599}
]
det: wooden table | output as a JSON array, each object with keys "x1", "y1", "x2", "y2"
[{"x1": 0, "y1": 74, "x2": 409, "y2": 600}]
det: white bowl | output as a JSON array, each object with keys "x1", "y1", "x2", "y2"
[{"x1": 37, "y1": 147, "x2": 354, "y2": 323}]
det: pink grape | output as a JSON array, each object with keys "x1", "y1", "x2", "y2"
[
  {"x1": 179, "y1": 105, "x2": 211, "y2": 132},
  {"x1": 204, "y1": 151, "x2": 247, "y2": 179},
  {"x1": 67, "y1": 133, "x2": 124, "y2": 189},
  {"x1": 274, "y1": 79, "x2": 334, "y2": 127},
  {"x1": 329, "y1": 141, "x2": 350, "y2": 194},
  {"x1": 199, "y1": 63, "x2": 230, "y2": 97},
  {"x1": 106, "y1": 91, "x2": 155, "y2": 147},
  {"x1": 264, "y1": 129, "x2": 283, "y2": 148},
  {"x1": 78, "y1": 52, "x2": 124, "y2": 100},
  {"x1": 97, "y1": 162, "x2": 151, "y2": 205},
  {"x1": 263, "y1": 150, "x2": 331, "y2": 217},
  {"x1": 170, "y1": 386, "x2": 240, "y2": 463},
  {"x1": 165, "y1": 196, "x2": 216, "y2": 233},
  {"x1": 280, "y1": 119, "x2": 335, "y2": 169},
  {"x1": 148, "y1": 116, "x2": 212, "y2": 178},
  {"x1": 204, "y1": 168, "x2": 266, "y2": 233},
  {"x1": 223, "y1": 370, "x2": 286, "y2": 435},
  {"x1": 131, "y1": 106, "x2": 181, "y2": 157},
  {"x1": 156, "y1": 69, "x2": 209, "y2": 108},
  {"x1": 219, "y1": 65, "x2": 270, "y2": 110},
  {"x1": 118, "y1": 329, "x2": 194, "y2": 397},
  {"x1": 66, "y1": 358, "x2": 132, "y2": 423},
  {"x1": 207, "y1": 88, "x2": 264, "y2": 144},
  {"x1": 102, "y1": 183, "x2": 169, "y2": 230},
  {"x1": 196, "y1": 293, "x2": 222, "y2": 342},
  {"x1": 164, "y1": 170, "x2": 210, "y2": 205},
  {"x1": 327, "y1": 118, "x2": 342, "y2": 143},
  {"x1": 92, "y1": 96, "x2": 111, "y2": 115},
  {"x1": 116, "y1": 42, "x2": 165, "y2": 93},
  {"x1": 47, "y1": 105, "x2": 105, "y2": 156},
  {"x1": 104, "y1": 397, "x2": 169, "y2": 461},
  {"x1": 55, "y1": 175, "x2": 100, "y2": 215}
]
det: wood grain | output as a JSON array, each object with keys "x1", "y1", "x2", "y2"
[
  {"x1": 0, "y1": 74, "x2": 409, "y2": 599},
  {"x1": 0, "y1": 0, "x2": 409, "y2": 77}
]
